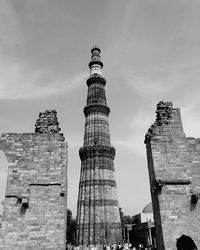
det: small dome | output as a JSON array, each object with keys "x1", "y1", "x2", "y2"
[{"x1": 142, "y1": 202, "x2": 153, "y2": 213}]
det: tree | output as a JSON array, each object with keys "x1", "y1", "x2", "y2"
[
  {"x1": 119, "y1": 208, "x2": 133, "y2": 240},
  {"x1": 119, "y1": 207, "x2": 133, "y2": 225},
  {"x1": 67, "y1": 209, "x2": 76, "y2": 245}
]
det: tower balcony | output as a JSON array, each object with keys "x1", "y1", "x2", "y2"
[
  {"x1": 83, "y1": 104, "x2": 110, "y2": 117},
  {"x1": 86, "y1": 74, "x2": 106, "y2": 87},
  {"x1": 79, "y1": 145, "x2": 116, "y2": 161}
]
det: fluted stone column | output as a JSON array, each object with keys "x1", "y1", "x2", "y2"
[{"x1": 76, "y1": 47, "x2": 122, "y2": 247}]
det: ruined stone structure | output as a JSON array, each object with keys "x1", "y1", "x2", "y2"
[
  {"x1": 145, "y1": 101, "x2": 200, "y2": 250},
  {"x1": 0, "y1": 110, "x2": 67, "y2": 250},
  {"x1": 76, "y1": 47, "x2": 122, "y2": 246}
]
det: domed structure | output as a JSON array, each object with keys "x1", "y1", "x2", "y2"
[
  {"x1": 142, "y1": 202, "x2": 153, "y2": 214},
  {"x1": 129, "y1": 202, "x2": 155, "y2": 248}
]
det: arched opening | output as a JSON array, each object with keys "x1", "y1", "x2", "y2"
[
  {"x1": 0, "y1": 150, "x2": 8, "y2": 216},
  {"x1": 176, "y1": 234, "x2": 197, "y2": 250}
]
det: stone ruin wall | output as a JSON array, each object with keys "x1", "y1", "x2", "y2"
[
  {"x1": 0, "y1": 110, "x2": 68, "y2": 250},
  {"x1": 145, "y1": 101, "x2": 200, "y2": 250}
]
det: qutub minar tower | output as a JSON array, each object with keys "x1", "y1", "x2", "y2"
[{"x1": 76, "y1": 47, "x2": 122, "y2": 246}]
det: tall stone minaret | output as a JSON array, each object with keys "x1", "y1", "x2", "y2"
[{"x1": 76, "y1": 47, "x2": 122, "y2": 247}]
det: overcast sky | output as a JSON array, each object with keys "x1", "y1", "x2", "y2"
[{"x1": 0, "y1": 0, "x2": 200, "y2": 216}]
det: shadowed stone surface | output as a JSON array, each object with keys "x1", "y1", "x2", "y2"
[{"x1": 145, "y1": 101, "x2": 200, "y2": 250}]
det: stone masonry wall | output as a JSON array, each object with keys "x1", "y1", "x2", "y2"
[
  {"x1": 0, "y1": 111, "x2": 67, "y2": 250},
  {"x1": 145, "y1": 102, "x2": 200, "y2": 250}
]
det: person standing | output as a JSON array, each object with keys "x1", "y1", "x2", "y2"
[{"x1": 106, "y1": 244, "x2": 111, "y2": 250}]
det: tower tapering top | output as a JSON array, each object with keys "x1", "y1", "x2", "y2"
[{"x1": 89, "y1": 46, "x2": 103, "y2": 69}]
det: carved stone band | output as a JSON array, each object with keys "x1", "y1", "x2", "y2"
[
  {"x1": 84, "y1": 104, "x2": 110, "y2": 117},
  {"x1": 82, "y1": 164, "x2": 114, "y2": 171},
  {"x1": 77, "y1": 222, "x2": 122, "y2": 230},
  {"x1": 79, "y1": 179, "x2": 117, "y2": 188},
  {"x1": 78, "y1": 199, "x2": 119, "y2": 206},
  {"x1": 79, "y1": 145, "x2": 115, "y2": 160},
  {"x1": 86, "y1": 75, "x2": 106, "y2": 87}
]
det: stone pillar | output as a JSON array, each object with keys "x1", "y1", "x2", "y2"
[
  {"x1": 76, "y1": 47, "x2": 122, "y2": 247},
  {"x1": 145, "y1": 101, "x2": 200, "y2": 250},
  {"x1": 0, "y1": 110, "x2": 67, "y2": 250}
]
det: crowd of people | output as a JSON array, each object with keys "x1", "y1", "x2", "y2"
[
  {"x1": 103, "y1": 242, "x2": 132, "y2": 250},
  {"x1": 67, "y1": 242, "x2": 153, "y2": 250},
  {"x1": 67, "y1": 234, "x2": 198, "y2": 250}
]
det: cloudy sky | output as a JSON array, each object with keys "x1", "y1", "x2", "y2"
[{"x1": 0, "y1": 0, "x2": 200, "y2": 216}]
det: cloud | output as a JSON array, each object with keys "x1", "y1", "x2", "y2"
[
  {"x1": 0, "y1": 0, "x2": 21, "y2": 48},
  {"x1": 0, "y1": 0, "x2": 91, "y2": 101},
  {"x1": 113, "y1": 135, "x2": 145, "y2": 157},
  {"x1": 112, "y1": 107, "x2": 152, "y2": 156},
  {"x1": 122, "y1": 68, "x2": 181, "y2": 97},
  {"x1": 0, "y1": 58, "x2": 87, "y2": 100},
  {"x1": 180, "y1": 102, "x2": 200, "y2": 138}
]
